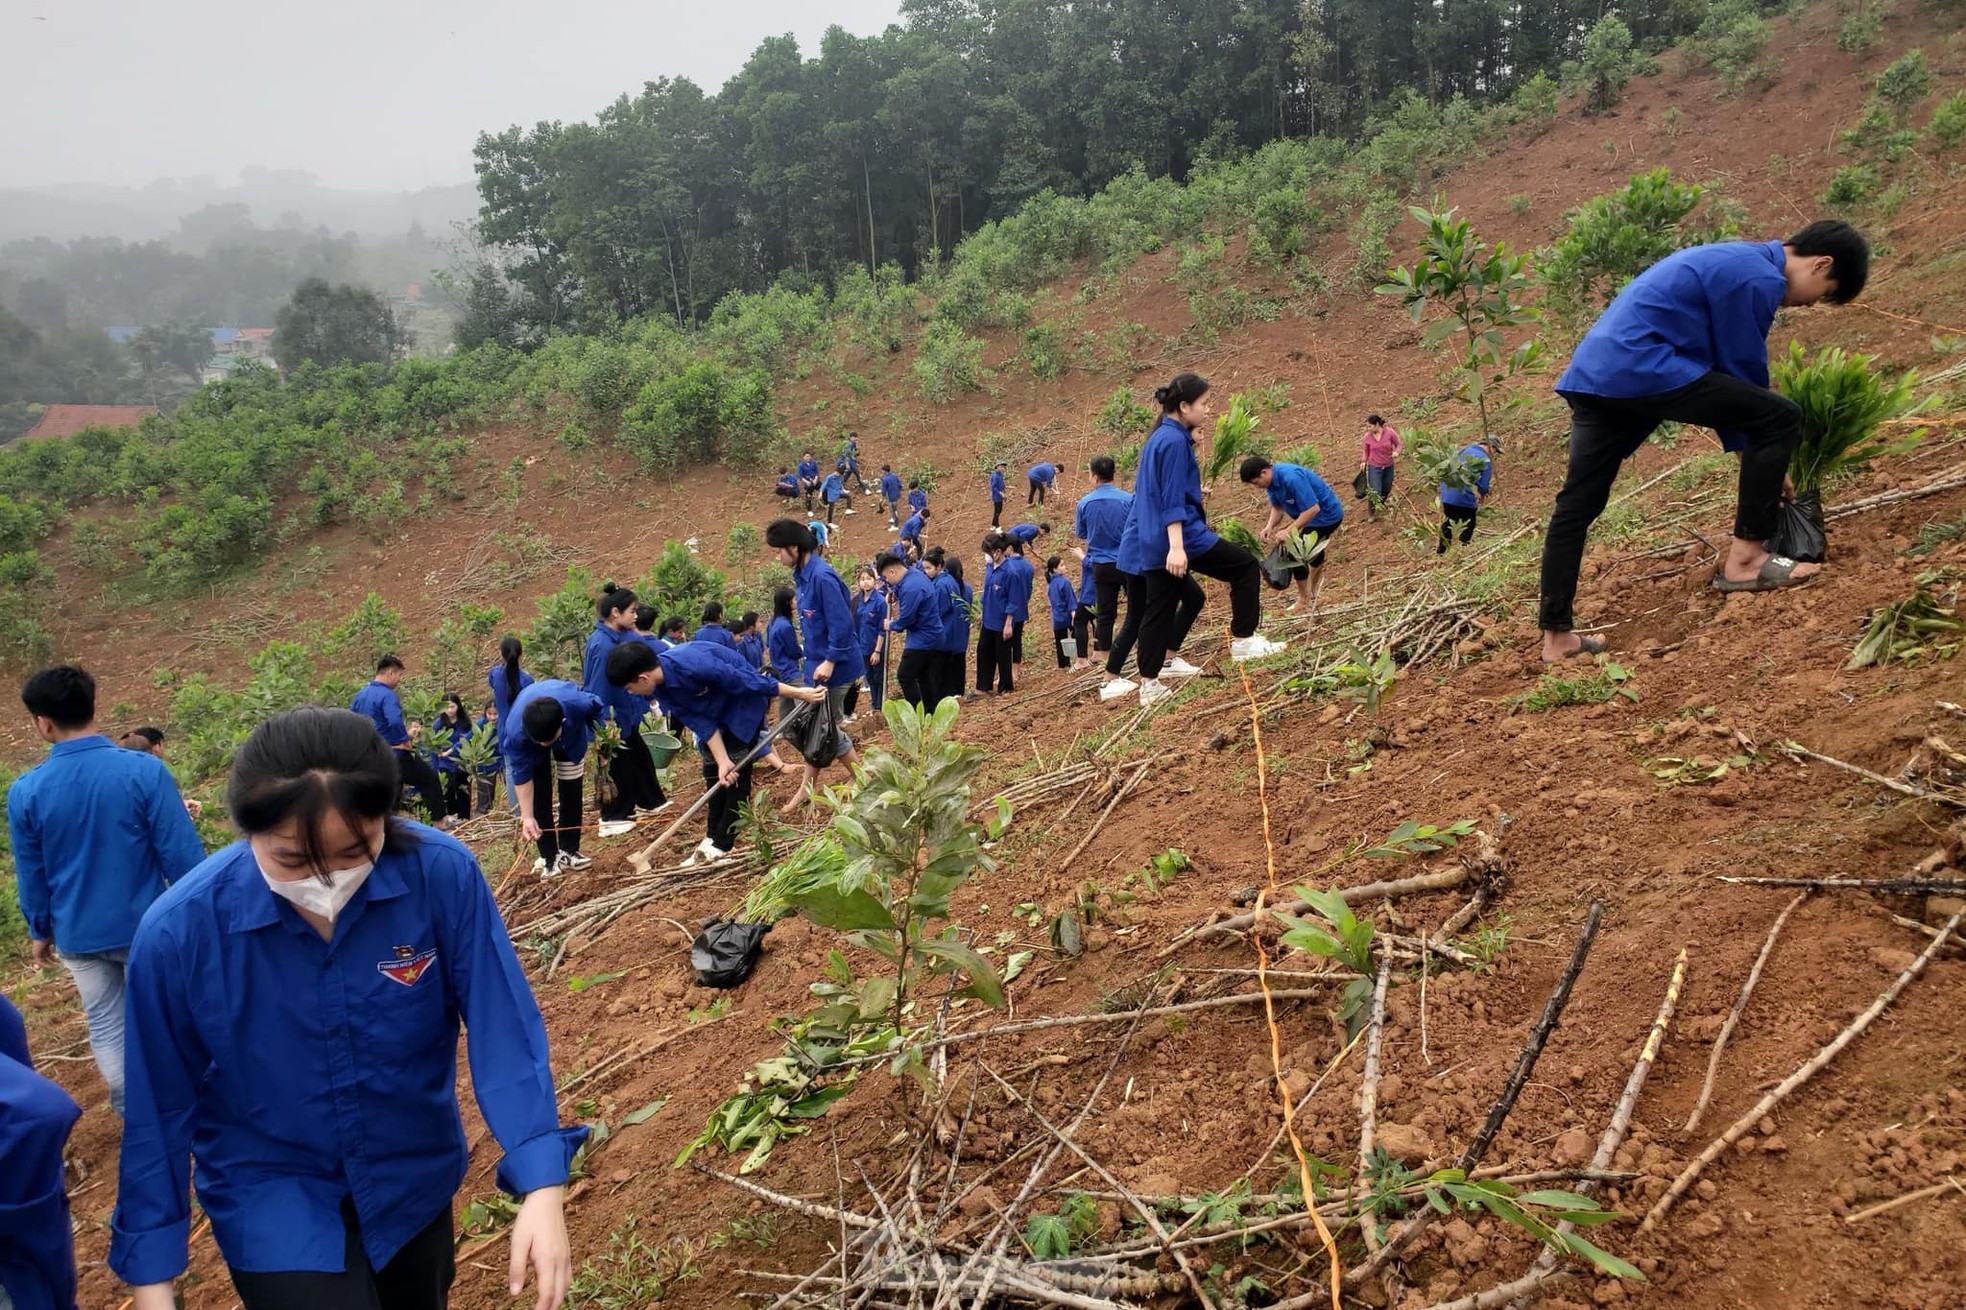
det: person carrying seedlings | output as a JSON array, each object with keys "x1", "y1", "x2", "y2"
[
  {"x1": 796, "y1": 449, "x2": 822, "y2": 509},
  {"x1": 774, "y1": 468, "x2": 800, "y2": 499},
  {"x1": 1073, "y1": 456, "x2": 1134, "y2": 674},
  {"x1": 351, "y1": 655, "x2": 451, "y2": 828},
  {"x1": 2, "y1": 990, "x2": 84, "y2": 1310},
  {"x1": 109, "y1": 706, "x2": 587, "y2": 1310},
  {"x1": 879, "y1": 550, "x2": 947, "y2": 710},
  {"x1": 428, "y1": 694, "x2": 474, "y2": 823},
  {"x1": 504, "y1": 678, "x2": 606, "y2": 876},
  {"x1": 9, "y1": 665, "x2": 206, "y2": 1120},
  {"x1": 879, "y1": 464, "x2": 904, "y2": 528},
  {"x1": 1027, "y1": 460, "x2": 1057, "y2": 506},
  {"x1": 694, "y1": 601, "x2": 738, "y2": 649},
  {"x1": 820, "y1": 469, "x2": 855, "y2": 523},
  {"x1": 900, "y1": 505, "x2": 930, "y2": 555},
  {"x1": 582, "y1": 584, "x2": 661, "y2": 835},
  {"x1": 473, "y1": 700, "x2": 504, "y2": 817},
  {"x1": 1044, "y1": 555, "x2": 1079, "y2": 669},
  {"x1": 1360, "y1": 414, "x2": 1403, "y2": 521},
  {"x1": 1436, "y1": 440, "x2": 1493, "y2": 554},
  {"x1": 1538, "y1": 219, "x2": 1869, "y2": 661},
  {"x1": 1240, "y1": 455, "x2": 1344, "y2": 612},
  {"x1": 989, "y1": 462, "x2": 1007, "y2": 527},
  {"x1": 766, "y1": 518, "x2": 865, "y2": 778},
  {"x1": 1117, "y1": 372, "x2": 1288, "y2": 708},
  {"x1": 976, "y1": 532, "x2": 1035, "y2": 694}
]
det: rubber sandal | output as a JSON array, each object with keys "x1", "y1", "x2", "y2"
[
  {"x1": 1544, "y1": 634, "x2": 1605, "y2": 662},
  {"x1": 1712, "y1": 555, "x2": 1814, "y2": 593}
]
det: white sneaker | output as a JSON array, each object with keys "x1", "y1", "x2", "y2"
[
  {"x1": 1231, "y1": 635, "x2": 1289, "y2": 662},
  {"x1": 1099, "y1": 677, "x2": 1137, "y2": 701},
  {"x1": 531, "y1": 856, "x2": 548, "y2": 877},
  {"x1": 562, "y1": 851, "x2": 593, "y2": 871},
  {"x1": 597, "y1": 819, "x2": 635, "y2": 839},
  {"x1": 543, "y1": 852, "x2": 571, "y2": 879},
  {"x1": 682, "y1": 837, "x2": 720, "y2": 868},
  {"x1": 1138, "y1": 679, "x2": 1173, "y2": 708},
  {"x1": 844, "y1": 508, "x2": 858, "y2": 515},
  {"x1": 1161, "y1": 656, "x2": 1202, "y2": 678}
]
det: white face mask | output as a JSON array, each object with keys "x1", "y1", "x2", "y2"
[{"x1": 258, "y1": 858, "x2": 375, "y2": 923}]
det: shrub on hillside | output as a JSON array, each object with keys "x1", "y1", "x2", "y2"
[
  {"x1": 1930, "y1": 92, "x2": 1966, "y2": 156},
  {"x1": 912, "y1": 323, "x2": 988, "y2": 403},
  {"x1": 1096, "y1": 387, "x2": 1155, "y2": 441},
  {"x1": 1690, "y1": 0, "x2": 1771, "y2": 96},
  {"x1": 1821, "y1": 165, "x2": 1881, "y2": 211},
  {"x1": 620, "y1": 361, "x2": 780, "y2": 471},
  {"x1": 1540, "y1": 169, "x2": 1741, "y2": 332},
  {"x1": 1567, "y1": 14, "x2": 1648, "y2": 114}
]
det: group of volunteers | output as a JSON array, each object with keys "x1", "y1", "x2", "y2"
[{"x1": 0, "y1": 215, "x2": 1873, "y2": 1310}]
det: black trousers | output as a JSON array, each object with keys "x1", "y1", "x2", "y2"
[
  {"x1": 976, "y1": 623, "x2": 1022, "y2": 693},
  {"x1": 394, "y1": 750, "x2": 443, "y2": 821},
  {"x1": 530, "y1": 765, "x2": 583, "y2": 862},
  {"x1": 602, "y1": 731, "x2": 666, "y2": 818},
  {"x1": 1105, "y1": 570, "x2": 1147, "y2": 677},
  {"x1": 438, "y1": 772, "x2": 470, "y2": 820},
  {"x1": 230, "y1": 1199, "x2": 453, "y2": 1310},
  {"x1": 1028, "y1": 478, "x2": 1046, "y2": 505},
  {"x1": 1053, "y1": 624, "x2": 1073, "y2": 668},
  {"x1": 1139, "y1": 539, "x2": 1261, "y2": 679},
  {"x1": 701, "y1": 739, "x2": 756, "y2": 852},
  {"x1": 938, "y1": 649, "x2": 966, "y2": 705},
  {"x1": 826, "y1": 493, "x2": 851, "y2": 522},
  {"x1": 1071, "y1": 602, "x2": 1096, "y2": 660},
  {"x1": 992, "y1": 499, "x2": 1004, "y2": 527},
  {"x1": 898, "y1": 645, "x2": 939, "y2": 708},
  {"x1": 473, "y1": 773, "x2": 497, "y2": 817},
  {"x1": 1076, "y1": 561, "x2": 1123, "y2": 654},
  {"x1": 1439, "y1": 503, "x2": 1478, "y2": 552},
  {"x1": 1539, "y1": 373, "x2": 1800, "y2": 631}
]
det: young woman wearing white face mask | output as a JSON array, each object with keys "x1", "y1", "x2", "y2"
[{"x1": 110, "y1": 707, "x2": 586, "y2": 1310}]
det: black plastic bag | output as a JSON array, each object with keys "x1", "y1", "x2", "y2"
[
  {"x1": 1258, "y1": 544, "x2": 1294, "y2": 590},
  {"x1": 1352, "y1": 467, "x2": 1371, "y2": 499},
  {"x1": 787, "y1": 695, "x2": 843, "y2": 768},
  {"x1": 1765, "y1": 487, "x2": 1827, "y2": 564},
  {"x1": 692, "y1": 919, "x2": 770, "y2": 988}
]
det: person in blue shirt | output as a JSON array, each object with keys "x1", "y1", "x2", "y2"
[
  {"x1": 504, "y1": 679, "x2": 606, "y2": 876},
  {"x1": 1117, "y1": 373, "x2": 1287, "y2": 708},
  {"x1": 879, "y1": 465, "x2": 905, "y2": 528},
  {"x1": 1073, "y1": 456, "x2": 1135, "y2": 682},
  {"x1": 583, "y1": 584, "x2": 665, "y2": 834},
  {"x1": 839, "y1": 431, "x2": 869, "y2": 493},
  {"x1": 1006, "y1": 520, "x2": 1050, "y2": 555},
  {"x1": 930, "y1": 554, "x2": 974, "y2": 705},
  {"x1": 1241, "y1": 455, "x2": 1344, "y2": 612},
  {"x1": 1436, "y1": 441, "x2": 1495, "y2": 554},
  {"x1": 426, "y1": 694, "x2": 474, "y2": 822},
  {"x1": 1540, "y1": 220, "x2": 1869, "y2": 661},
  {"x1": 976, "y1": 533, "x2": 1035, "y2": 694},
  {"x1": 989, "y1": 462, "x2": 1007, "y2": 527},
  {"x1": 807, "y1": 515, "x2": 831, "y2": 553},
  {"x1": 487, "y1": 637, "x2": 533, "y2": 812},
  {"x1": 1044, "y1": 555, "x2": 1079, "y2": 669},
  {"x1": 9, "y1": 665, "x2": 206, "y2": 1120},
  {"x1": 606, "y1": 640, "x2": 823, "y2": 864},
  {"x1": 351, "y1": 655, "x2": 450, "y2": 827},
  {"x1": 820, "y1": 470, "x2": 855, "y2": 523},
  {"x1": 796, "y1": 450, "x2": 822, "y2": 509},
  {"x1": 774, "y1": 468, "x2": 800, "y2": 499},
  {"x1": 2, "y1": 993, "x2": 83, "y2": 1310},
  {"x1": 1027, "y1": 460, "x2": 1057, "y2": 506},
  {"x1": 879, "y1": 551, "x2": 947, "y2": 710},
  {"x1": 851, "y1": 567, "x2": 890, "y2": 717},
  {"x1": 766, "y1": 519, "x2": 866, "y2": 791},
  {"x1": 900, "y1": 505, "x2": 930, "y2": 554},
  {"x1": 110, "y1": 707, "x2": 586, "y2": 1310},
  {"x1": 732, "y1": 611, "x2": 765, "y2": 669},
  {"x1": 908, "y1": 481, "x2": 929, "y2": 517},
  {"x1": 695, "y1": 601, "x2": 738, "y2": 650},
  {"x1": 472, "y1": 701, "x2": 505, "y2": 817}
]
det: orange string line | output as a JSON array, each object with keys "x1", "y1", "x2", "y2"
[
  {"x1": 1852, "y1": 301, "x2": 1966, "y2": 340},
  {"x1": 1242, "y1": 663, "x2": 1343, "y2": 1309}
]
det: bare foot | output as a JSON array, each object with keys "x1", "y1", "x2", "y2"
[
  {"x1": 1541, "y1": 631, "x2": 1605, "y2": 662},
  {"x1": 1721, "y1": 539, "x2": 1821, "y2": 585}
]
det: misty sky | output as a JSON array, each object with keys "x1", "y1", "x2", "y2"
[{"x1": 0, "y1": 0, "x2": 904, "y2": 191}]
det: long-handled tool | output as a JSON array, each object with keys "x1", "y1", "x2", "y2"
[{"x1": 625, "y1": 708, "x2": 813, "y2": 873}]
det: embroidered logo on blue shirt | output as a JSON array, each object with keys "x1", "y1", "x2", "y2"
[{"x1": 377, "y1": 946, "x2": 437, "y2": 988}]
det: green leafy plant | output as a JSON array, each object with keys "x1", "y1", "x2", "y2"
[
  {"x1": 1285, "y1": 646, "x2": 1400, "y2": 712},
  {"x1": 1571, "y1": 13, "x2": 1647, "y2": 114},
  {"x1": 1539, "y1": 170, "x2": 1739, "y2": 331},
  {"x1": 1769, "y1": 342, "x2": 1920, "y2": 493},
  {"x1": 1275, "y1": 886, "x2": 1378, "y2": 1037},
  {"x1": 1378, "y1": 206, "x2": 1544, "y2": 446},
  {"x1": 1022, "y1": 1192, "x2": 1100, "y2": 1258},
  {"x1": 569, "y1": 1217, "x2": 703, "y2": 1305},
  {"x1": 1418, "y1": 1173, "x2": 1641, "y2": 1280},
  {"x1": 1930, "y1": 92, "x2": 1966, "y2": 156},
  {"x1": 1691, "y1": 0, "x2": 1771, "y2": 95},
  {"x1": 912, "y1": 322, "x2": 989, "y2": 403},
  {"x1": 1216, "y1": 516, "x2": 1264, "y2": 556},
  {"x1": 1846, "y1": 581, "x2": 1964, "y2": 669},
  {"x1": 1514, "y1": 662, "x2": 1637, "y2": 712},
  {"x1": 568, "y1": 970, "x2": 627, "y2": 993},
  {"x1": 1204, "y1": 394, "x2": 1266, "y2": 485},
  {"x1": 1838, "y1": 0, "x2": 1885, "y2": 52},
  {"x1": 1822, "y1": 165, "x2": 1881, "y2": 210}
]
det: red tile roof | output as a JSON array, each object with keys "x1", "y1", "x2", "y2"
[
  {"x1": 19, "y1": 405, "x2": 156, "y2": 442},
  {"x1": 238, "y1": 327, "x2": 275, "y2": 341}
]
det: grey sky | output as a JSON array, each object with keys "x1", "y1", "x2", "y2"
[{"x1": 0, "y1": 0, "x2": 904, "y2": 191}]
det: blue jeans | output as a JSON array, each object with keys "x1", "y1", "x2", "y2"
[
  {"x1": 1366, "y1": 464, "x2": 1395, "y2": 500},
  {"x1": 62, "y1": 947, "x2": 130, "y2": 1116}
]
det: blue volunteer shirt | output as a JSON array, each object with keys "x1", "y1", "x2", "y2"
[
  {"x1": 889, "y1": 567, "x2": 946, "y2": 648},
  {"x1": 990, "y1": 469, "x2": 1006, "y2": 502},
  {"x1": 1007, "y1": 523, "x2": 1041, "y2": 547},
  {"x1": 793, "y1": 554, "x2": 866, "y2": 686},
  {"x1": 908, "y1": 488, "x2": 928, "y2": 514},
  {"x1": 109, "y1": 831, "x2": 586, "y2": 1288},
  {"x1": 900, "y1": 512, "x2": 924, "y2": 542},
  {"x1": 982, "y1": 556, "x2": 1035, "y2": 627},
  {"x1": 808, "y1": 519, "x2": 829, "y2": 548},
  {"x1": 775, "y1": 472, "x2": 798, "y2": 494},
  {"x1": 1558, "y1": 239, "x2": 1788, "y2": 453},
  {"x1": 349, "y1": 681, "x2": 410, "y2": 747},
  {"x1": 1, "y1": 995, "x2": 82, "y2": 1310},
  {"x1": 1265, "y1": 462, "x2": 1344, "y2": 531},
  {"x1": 797, "y1": 457, "x2": 820, "y2": 483},
  {"x1": 651, "y1": 642, "x2": 782, "y2": 747},
  {"x1": 822, "y1": 473, "x2": 847, "y2": 503},
  {"x1": 1074, "y1": 483, "x2": 1133, "y2": 565},
  {"x1": 1047, "y1": 572, "x2": 1077, "y2": 627},
  {"x1": 736, "y1": 631, "x2": 765, "y2": 669},
  {"x1": 1118, "y1": 416, "x2": 1216, "y2": 573},
  {"x1": 1027, "y1": 463, "x2": 1056, "y2": 485},
  {"x1": 486, "y1": 663, "x2": 534, "y2": 721},
  {"x1": 694, "y1": 623, "x2": 738, "y2": 651},
  {"x1": 582, "y1": 622, "x2": 645, "y2": 729},
  {"x1": 766, "y1": 614, "x2": 804, "y2": 682},
  {"x1": 8, "y1": 737, "x2": 207, "y2": 955},
  {"x1": 431, "y1": 717, "x2": 471, "y2": 776},
  {"x1": 936, "y1": 576, "x2": 973, "y2": 653},
  {"x1": 855, "y1": 590, "x2": 888, "y2": 662},
  {"x1": 1439, "y1": 445, "x2": 1495, "y2": 509},
  {"x1": 500, "y1": 680, "x2": 605, "y2": 786},
  {"x1": 880, "y1": 471, "x2": 903, "y2": 504}
]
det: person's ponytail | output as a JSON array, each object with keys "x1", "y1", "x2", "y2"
[
  {"x1": 1153, "y1": 372, "x2": 1210, "y2": 414},
  {"x1": 499, "y1": 635, "x2": 523, "y2": 696}
]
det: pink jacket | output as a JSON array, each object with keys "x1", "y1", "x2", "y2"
[{"x1": 1361, "y1": 426, "x2": 1402, "y2": 468}]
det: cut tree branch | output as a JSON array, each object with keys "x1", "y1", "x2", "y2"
[{"x1": 1684, "y1": 894, "x2": 1805, "y2": 1135}]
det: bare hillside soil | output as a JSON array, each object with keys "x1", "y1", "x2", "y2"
[{"x1": 14, "y1": 5, "x2": 1966, "y2": 1309}]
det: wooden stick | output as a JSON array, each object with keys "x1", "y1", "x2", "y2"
[
  {"x1": 1356, "y1": 953, "x2": 1395, "y2": 1219},
  {"x1": 1779, "y1": 740, "x2": 1965, "y2": 810},
  {"x1": 1718, "y1": 875, "x2": 1964, "y2": 895},
  {"x1": 1172, "y1": 864, "x2": 1471, "y2": 950},
  {"x1": 1684, "y1": 894, "x2": 1806, "y2": 1135},
  {"x1": 1843, "y1": 1175, "x2": 1965, "y2": 1225},
  {"x1": 1891, "y1": 914, "x2": 1966, "y2": 955},
  {"x1": 1054, "y1": 759, "x2": 1151, "y2": 875},
  {"x1": 692, "y1": 1161, "x2": 881, "y2": 1230},
  {"x1": 627, "y1": 717, "x2": 804, "y2": 872},
  {"x1": 1644, "y1": 910, "x2": 1964, "y2": 1231}
]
